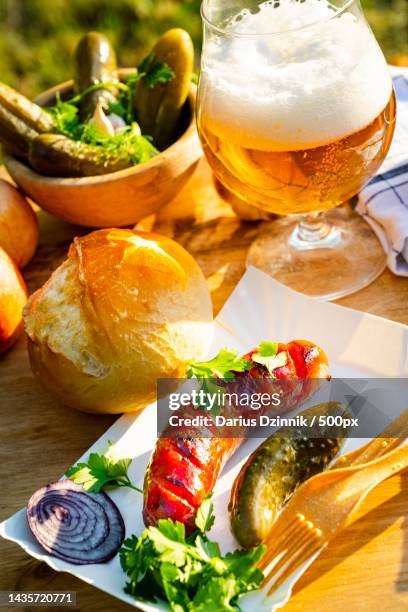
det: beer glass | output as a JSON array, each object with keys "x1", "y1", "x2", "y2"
[{"x1": 197, "y1": 0, "x2": 396, "y2": 299}]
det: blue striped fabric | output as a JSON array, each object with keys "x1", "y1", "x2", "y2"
[{"x1": 356, "y1": 68, "x2": 408, "y2": 276}]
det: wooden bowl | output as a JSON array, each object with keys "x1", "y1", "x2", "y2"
[{"x1": 3, "y1": 74, "x2": 202, "y2": 228}]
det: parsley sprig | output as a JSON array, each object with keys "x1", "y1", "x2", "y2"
[
  {"x1": 187, "y1": 348, "x2": 251, "y2": 381},
  {"x1": 65, "y1": 441, "x2": 142, "y2": 494},
  {"x1": 186, "y1": 348, "x2": 252, "y2": 415},
  {"x1": 252, "y1": 341, "x2": 288, "y2": 376},
  {"x1": 138, "y1": 52, "x2": 175, "y2": 89},
  {"x1": 109, "y1": 51, "x2": 175, "y2": 125},
  {"x1": 120, "y1": 496, "x2": 265, "y2": 610}
]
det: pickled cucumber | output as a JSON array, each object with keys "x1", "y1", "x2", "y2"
[
  {"x1": 28, "y1": 133, "x2": 132, "y2": 177},
  {"x1": 0, "y1": 103, "x2": 39, "y2": 160},
  {"x1": 73, "y1": 32, "x2": 119, "y2": 121},
  {"x1": 229, "y1": 402, "x2": 348, "y2": 548},
  {"x1": 134, "y1": 28, "x2": 194, "y2": 149},
  {"x1": 0, "y1": 82, "x2": 56, "y2": 133},
  {"x1": 0, "y1": 80, "x2": 56, "y2": 160}
]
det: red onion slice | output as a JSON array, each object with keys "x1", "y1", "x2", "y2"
[{"x1": 27, "y1": 480, "x2": 125, "y2": 564}]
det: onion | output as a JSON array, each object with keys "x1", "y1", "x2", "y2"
[{"x1": 27, "y1": 480, "x2": 125, "y2": 564}]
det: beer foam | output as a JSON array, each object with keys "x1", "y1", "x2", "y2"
[{"x1": 200, "y1": 0, "x2": 392, "y2": 151}]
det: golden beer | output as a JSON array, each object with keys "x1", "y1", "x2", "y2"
[
  {"x1": 197, "y1": 93, "x2": 396, "y2": 216},
  {"x1": 198, "y1": 0, "x2": 396, "y2": 298}
]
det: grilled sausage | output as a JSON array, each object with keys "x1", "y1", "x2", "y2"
[{"x1": 143, "y1": 340, "x2": 330, "y2": 533}]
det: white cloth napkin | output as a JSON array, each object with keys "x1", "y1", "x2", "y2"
[{"x1": 356, "y1": 67, "x2": 408, "y2": 276}]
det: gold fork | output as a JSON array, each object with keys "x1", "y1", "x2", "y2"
[{"x1": 257, "y1": 441, "x2": 408, "y2": 596}]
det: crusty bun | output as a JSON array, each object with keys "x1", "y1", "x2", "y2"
[
  {"x1": 0, "y1": 179, "x2": 38, "y2": 268},
  {"x1": 0, "y1": 246, "x2": 27, "y2": 353},
  {"x1": 24, "y1": 229, "x2": 213, "y2": 414}
]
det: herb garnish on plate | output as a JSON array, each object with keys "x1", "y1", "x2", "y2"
[
  {"x1": 252, "y1": 341, "x2": 288, "y2": 375},
  {"x1": 120, "y1": 496, "x2": 265, "y2": 611},
  {"x1": 186, "y1": 348, "x2": 252, "y2": 414},
  {"x1": 65, "y1": 440, "x2": 142, "y2": 494},
  {"x1": 187, "y1": 348, "x2": 251, "y2": 381}
]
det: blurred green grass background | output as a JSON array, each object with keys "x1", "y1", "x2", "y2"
[{"x1": 0, "y1": 0, "x2": 406, "y2": 97}]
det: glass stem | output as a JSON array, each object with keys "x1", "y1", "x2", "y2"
[
  {"x1": 297, "y1": 212, "x2": 332, "y2": 243},
  {"x1": 289, "y1": 211, "x2": 341, "y2": 250}
]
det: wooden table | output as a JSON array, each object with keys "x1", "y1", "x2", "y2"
[{"x1": 1, "y1": 160, "x2": 408, "y2": 611}]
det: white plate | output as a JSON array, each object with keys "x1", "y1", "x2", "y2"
[{"x1": 2, "y1": 267, "x2": 408, "y2": 611}]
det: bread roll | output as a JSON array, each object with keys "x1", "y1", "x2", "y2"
[
  {"x1": 0, "y1": 179, "x2": 38, "y2": 268},
  {"x1": 24, "y1": 229, "x2": 213, "y2": 414},
  {"x1": 0, "y1": 246, "x2": 27, "y2": 353}
]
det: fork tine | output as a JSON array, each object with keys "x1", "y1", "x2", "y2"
[
  {"x1": 261, "y1": 521, "x2": 318, "y2": 582},
  {"x1": 258, "y1": 425, "x2": 408, "y2": 601},
  {"x1": 266, "y1": 537, "x2": 324, "y2": 596},
  {"x1": 257, "y1": 513, "x2": 306, "y2": 572}
]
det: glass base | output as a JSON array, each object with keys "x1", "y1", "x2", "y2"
[{"x1": 247, "y1": 206, "x2": 387, "y2": 300}]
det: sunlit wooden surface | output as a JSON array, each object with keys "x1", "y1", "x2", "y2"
[{"x1": 0, "y1": 159, "x2": 407, "y2": 611}]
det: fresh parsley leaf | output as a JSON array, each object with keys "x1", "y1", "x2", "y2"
[
  {"x1": 107, "y1": 100, "x2": 128, "y2": 119},
  {"x1": 187, "y1": 349, "x2": 251, "y2": 416},
  {"x1": 256, "y1": 341, "x2": 279, "y2": 357},
  {"x1": 146, "y1": 62, "x2": 175, "y2": 88},
  {"x1": 138, "y1": 53, "x2": 175, "y2": 89},
  {"x1": 252, "y1": 341, "x2": 288, "y2": 375},
  {"x1": 161, "y1": 562, "x2": 190, "y2": 610},
  {"x1": 47, "y1": 94, "x2": 81, "y2": 139},
  {"x1": 198, "y1": 378, "x2": 226, "y2": 415},
  {"x1": 120, "y1": 497, "x2": 265, "y2": 610},
  {"x1": 191, "y1": 576, "x2": 238, "y2": 611},
  {"x1": 76, "y1": 119, "x2": 158, "y2": 165},
  {"x1": 195, "y1": 495, "x2": 215, "y2": 533},
  {"x1": 137, "y1": 53, "x2": 154, "y2": 75},
  {"x1": 66, "y1": 441, "x2": 142, "y2": 494},
  {"x1": 187, "y1": 348, "x2": 251, "y2": 381},
  {"x1": 120, "y1": 73, "x2": 141, "y2": 124},
  {"x1": 224, "y1": 545, "x2": 266, "y2": 587},
  {"x1": 157, "y1": 518, "x2": 186, "y2": 544},
  {"x1": 194, "y1": 534, "x2": 220, "y2": 560}
]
